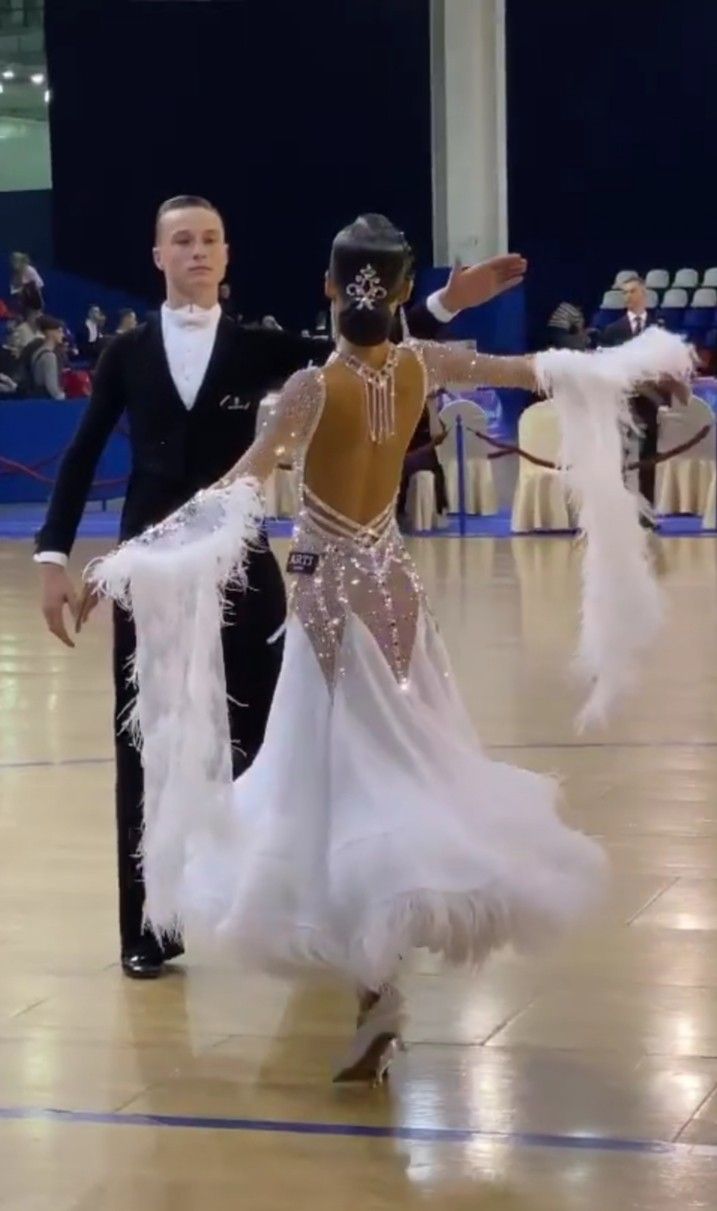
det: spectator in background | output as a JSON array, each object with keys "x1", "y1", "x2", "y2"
[
  {"x1": 219, "y1": 281, "x2": 238, "y2": 319},
  {"x1": 546, "y1": 301, "x2": 591, "y2": 350},
  {"x1": 9, "y1": 252, "x2": 44, "y2": 315},
  {"x1": 116, "y1": 309, "x2": 138, "y2": 335},
  {"x1": 0, "y1": 329, "x2": 19, "y2": 397},
  {"x1": 26, "y1": 315, "x2": 66, "y2": 400},
  {"x1": 11, "y1": 308, "x2": 42, "y2": 351},
  {"x1": 77, "y1": 304, "x2": 107, "y2": 363}
]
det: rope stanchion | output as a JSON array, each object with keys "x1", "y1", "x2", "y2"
[
  {"x1": 0, "y1": 456, "x2": 127, "y2": 490},
  {"x1": 455, "y1": 416, "x2": 467, "y2": 536}
]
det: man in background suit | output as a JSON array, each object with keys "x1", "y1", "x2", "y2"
[
  {"x1": 35, "y1": 194, "x2": 526, "y2": 978},
  {"x1": 600, "y1": 275, "x2": 665, "y2": 515}
]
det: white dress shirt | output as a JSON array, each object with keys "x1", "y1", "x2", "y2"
[
  {"x1": 627, "y1": 310, "x2": 648, "y2": 335},
  {"x1": 160, "y1": 302, "x2": 222, "y2": 409}
]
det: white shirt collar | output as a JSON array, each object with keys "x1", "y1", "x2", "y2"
[
  {"x1": 161, "y1": 302, "x2": 222, "y2": 331},
  {"x1": 628, "y1": 310, "x2": 647, "y2": 325}
]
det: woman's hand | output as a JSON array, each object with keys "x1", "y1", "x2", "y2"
[{"x1": 75, "y1": 581, "x2": 102, "y2": 634}]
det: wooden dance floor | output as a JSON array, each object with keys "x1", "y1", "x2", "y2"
[{"x1": 1, "y1": 534, "x2": 717, "y2": 1210}]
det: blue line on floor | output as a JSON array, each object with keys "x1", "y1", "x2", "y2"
[{"x1": 0, "y1": 1104, "x2": 691, "y2": 1155}]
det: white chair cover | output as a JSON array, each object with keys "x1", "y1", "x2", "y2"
[
  {"x1": 655, "y1": 396, "x2": 715, "y2": 516},
  {"x1": 703, "y1": 468, "x2": 716, "y2": 529},
  {"x1": 406, "y1": 470, "x2": 439, "y2": 532},
  {"x1": 437, "y1": 399, "x2": 498, "y2": 516},
  {"x1": 511, "y1": 401, "x2": 573, "y2": 532}
]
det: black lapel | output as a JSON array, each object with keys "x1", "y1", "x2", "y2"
[{"x1": 193, "y1": 316, "x2": 237, "y2": 414}]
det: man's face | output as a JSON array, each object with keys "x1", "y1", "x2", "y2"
[
  {"x1": 622, "y1": 279, "x2": 647, "y2": 314},
  {"x1": 153, "y1": 207, "x2": 228, "y2": 298}
]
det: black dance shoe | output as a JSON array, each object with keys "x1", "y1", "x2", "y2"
[{"x1": 121, "y1": 938, "x2": 185, "y2": 980}]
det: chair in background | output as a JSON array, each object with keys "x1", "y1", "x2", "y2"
[
  {"x1": 657, "y1": 287, "x2": 689, "y2": 332},
  {"x1": 264, "y1": 465, "x2": 300, "y2": 519},
  {"x1": 645, "y1": 288, "x2": 660, "y2": 311},
  {"x1": 703, "y1": 268, "x2": 717, "y2": 288},
  {"x1": 683, "y1": 288, "x2": 717, "y2": 341},
  {"x1": 613, "y1": 269, "x2": 639, "y2": 286},
  {"x1": 594, "y1": 289, "x2": 626, "y2": 328},
  {"x1": 672, "y1": 267, "x2": 699, "y2": 289},
  {"x1": 511, "y1": 401, "x2": 573, "y2": 532},
  {"x1": 656, "y1": 396, "x2": 715, "y2": 516},
  {"x1": 645, "y1": 268, "x2": 670, "y2": 290},
  {"x1": 703, "y1": 469, "x2": 716, "y2": 529},
  {"x1": 437, "y1": 399, "x2": 498, "y2": 517},
  {"x1": 405, "y1": 472, "x2": 440, "y2": 532}
]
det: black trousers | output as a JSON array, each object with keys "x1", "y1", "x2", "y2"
[
  {"x1": 112, "y1": 542, "x2": 287, "y2": 956},
  {"x1": 632, "y1": 397, "x2": 659, "y2": 506}
]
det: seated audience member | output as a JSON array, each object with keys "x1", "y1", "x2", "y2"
[
  {"x1": 25, "y1": 315, "x2": 66, "y2": 399},
  {"x1": 398, "y1": 392, "x2": 448, "y2": 522},
  {"x1": 11, "y1": 309, "x2": 42, "y2": 350},
  {"x1": 76, "y1": 305, "x2": 107, "y2": 362},
  {"x1": 546, "y1": 301, "x2": 591, "y2": 350},
  {"x1": 9, "y1": 251, "x2": 44, "y2": 315},
  {"x1": 0, "y1": 332, "x2": 19, "y2": 396},
  {"x1": 116, "y1": 308, "x2": 138, "y2": 335}
]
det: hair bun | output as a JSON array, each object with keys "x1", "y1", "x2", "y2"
[{"x1": 337, "y1": 299, "x2": 393, "y2": 347}]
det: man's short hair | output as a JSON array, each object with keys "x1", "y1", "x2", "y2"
[
  {"x1": 38, "y1": 314, "x2": 63, "y2": 335},
  {"x1": 622, "y1": 275, "x2": 645, "y2": 287},
  {"x1": 155, "y1": 195, "x2": 222, "y2": 238}
]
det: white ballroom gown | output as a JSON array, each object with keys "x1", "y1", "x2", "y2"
[{"x1": 91, "y1": 330, "x2": 692, "y2": 990}]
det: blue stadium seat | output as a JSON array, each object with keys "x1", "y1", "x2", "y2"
[{"x1": 683, "y1": 288, "x2": 717, "y2": 338}]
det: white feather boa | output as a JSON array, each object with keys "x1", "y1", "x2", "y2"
[
  {"x1": 535, "y1": 326, "x2": 693, "y2": 727},
  {"x1": 87, "y1": 477, "x2": 265, "y2": 939}
]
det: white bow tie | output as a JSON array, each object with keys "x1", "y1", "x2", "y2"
[{"x1": 163, "y1": 303, "x2": 221, "y2": 331}]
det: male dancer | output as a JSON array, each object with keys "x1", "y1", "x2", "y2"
[{"x1": 36, "y1": 195, "x2": 526, "y2": 977}]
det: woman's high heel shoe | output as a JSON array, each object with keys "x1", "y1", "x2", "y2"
[{"x1": 333, "y1": 984, "x2": 405, "y2": 1085}]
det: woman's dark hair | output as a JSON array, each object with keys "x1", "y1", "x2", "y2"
[{"x1": 329, "y1": 214, "x2": 413, "y2": 347}]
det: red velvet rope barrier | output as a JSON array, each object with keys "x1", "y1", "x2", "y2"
[
  {"x1": 0, "y1": 423, "x2": 712, "y2": 493},
  {"x1": 452, "y1": 422, "x2": 713, "y2": 472},
  {"x1": 0, "y1": 455, "x2": 127, "y2": 489}
]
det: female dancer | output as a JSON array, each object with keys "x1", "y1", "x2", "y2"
[{"x1": 92, "y1": 215, "x2": 691, "y2": 1083}]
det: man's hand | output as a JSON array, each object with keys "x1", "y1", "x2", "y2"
[
  {"x1": 39, "y1": 564, "x2": 79, "y2": 648},
  {"x1": 438, "y1": 254, "x2": 528, "y2": 315},
  {"x1": 75, "y1": 581, "x2": 101, "y2": 634}
]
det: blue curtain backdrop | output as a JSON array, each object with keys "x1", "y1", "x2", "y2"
[
  {"x1": 506, "y1": 0, "x2": 717, "y2": 343},
  {"x1": 44, "y1": 0, "x2": 433, "y2": 328}
]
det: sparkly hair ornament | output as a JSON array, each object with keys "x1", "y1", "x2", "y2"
[{"x1": 346, "y1": 264, "x2": 388, "y2": 311}]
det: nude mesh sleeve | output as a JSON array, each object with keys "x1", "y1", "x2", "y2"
[
  {"x1": 228, "y1": 367, "x2": 326, "y2": 484},
  {"x1": 414, "y1": 339, "x2": 537, "y2": 394}
]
